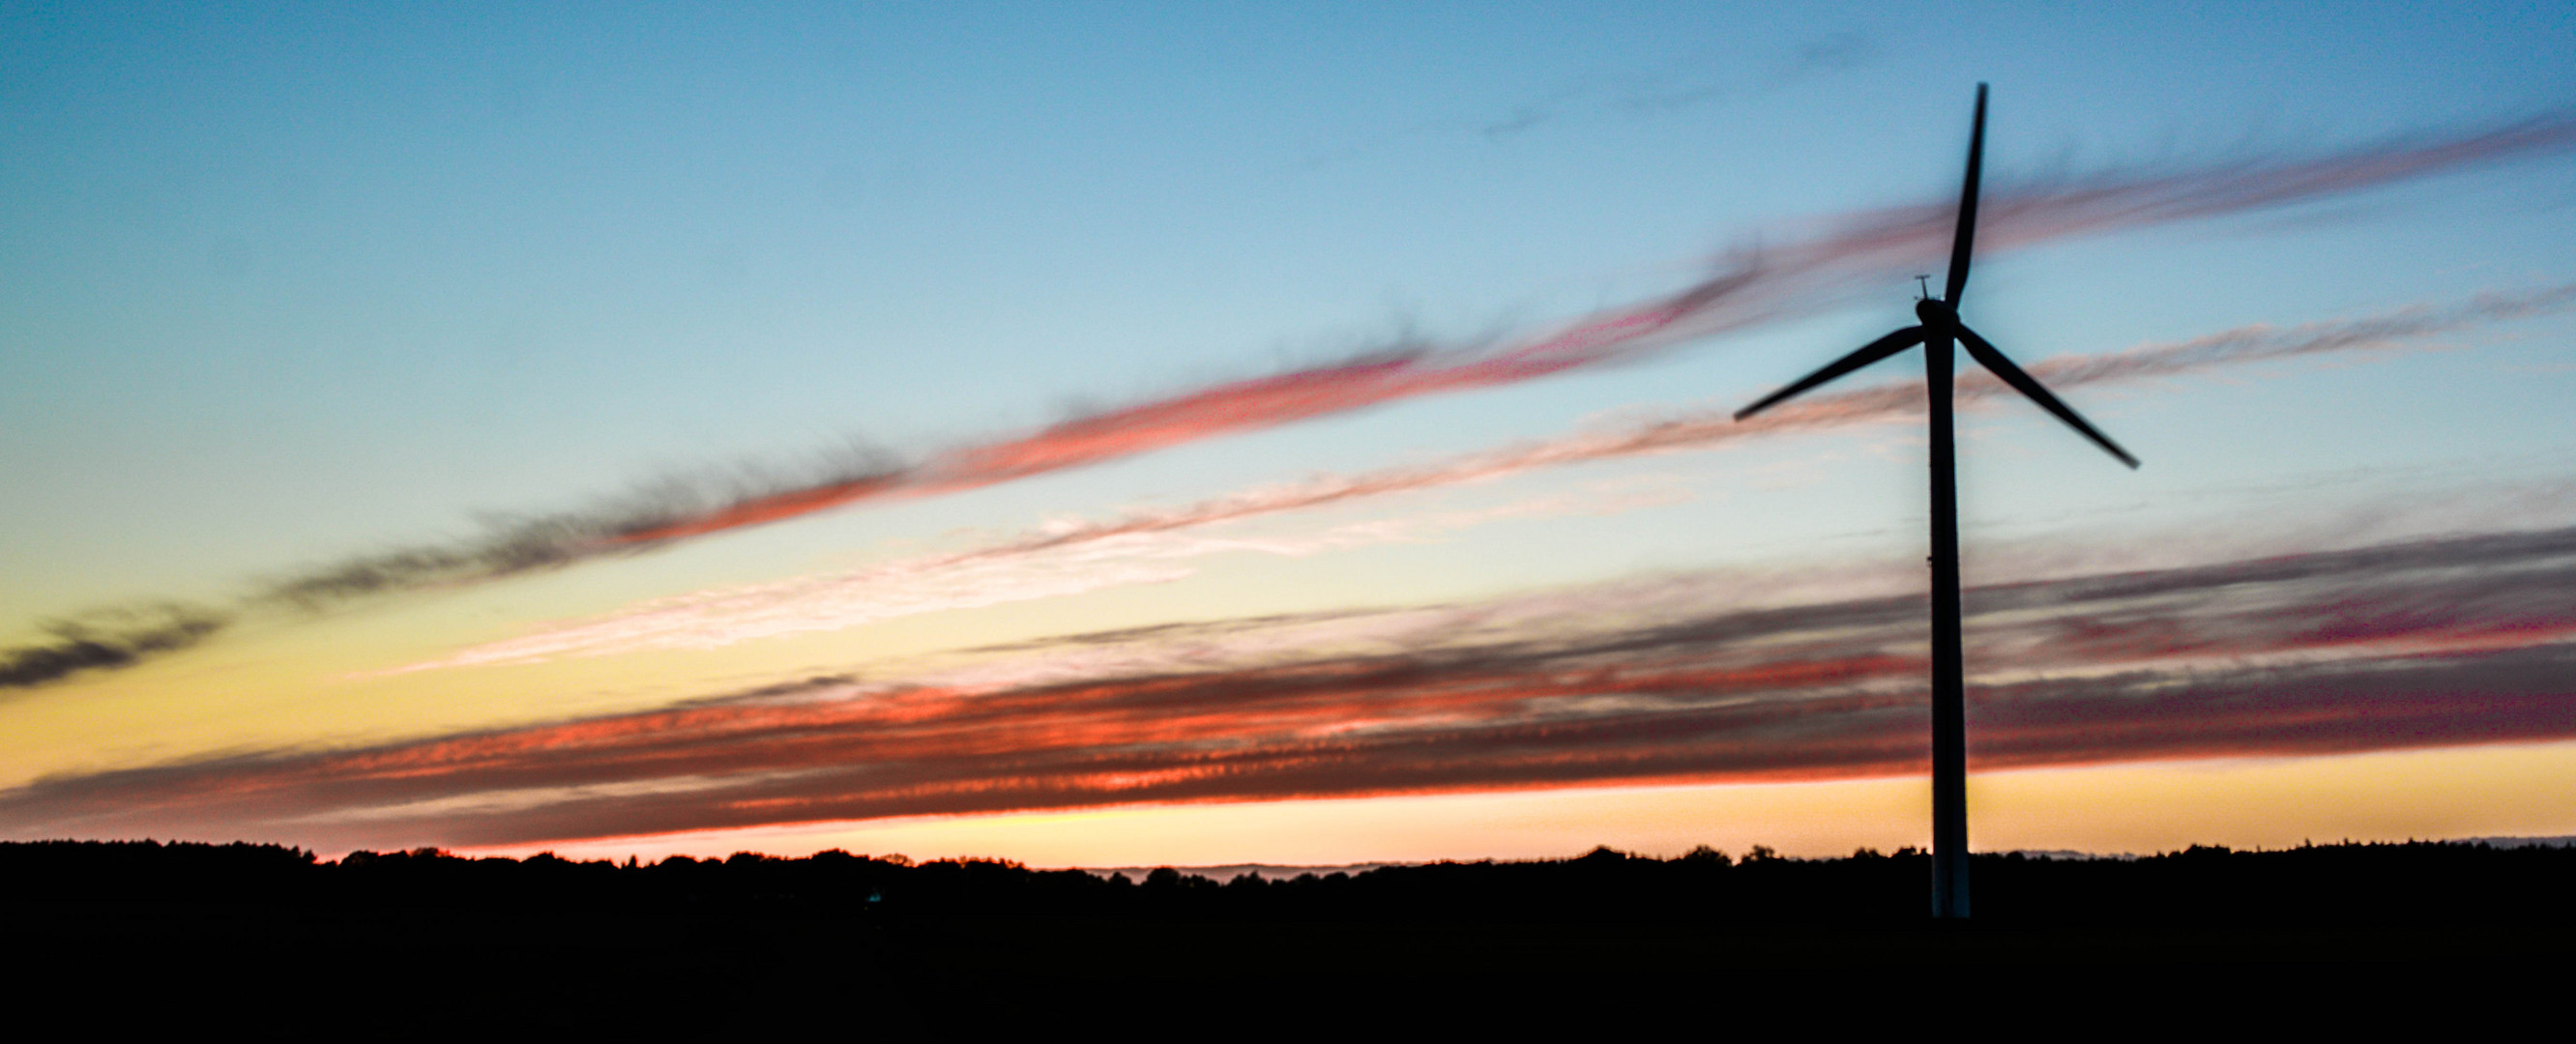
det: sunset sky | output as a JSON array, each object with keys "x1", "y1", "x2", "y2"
[{"x1": 5, "y1": 3, "x2": 2574, "y2": 866}]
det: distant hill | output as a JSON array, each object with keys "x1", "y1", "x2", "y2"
[
  {"x1": 1085, "y1": 861, "x2": 1399, "y2": 882},
  {"x1": 1075, "y1": 837, "x2": 2576, "y2": 879},
  {"x1": 2458, "y1": 834, "x2": 2576, "y2": 848}
]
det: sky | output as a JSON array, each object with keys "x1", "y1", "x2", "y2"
[{"x1": 4, "y1": 2, "x2": 2574, "y2": 866}]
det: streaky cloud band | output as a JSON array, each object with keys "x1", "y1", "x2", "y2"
[
  {"x1": 7, "y1": 526, "x2": 2569, "y2": 853},
  {"x1": 9, "y1": 109, "x2": 2575, "y2": 689},
  {"x1": 399, "y1": 282, "x2": 2576, "y2": 670}
]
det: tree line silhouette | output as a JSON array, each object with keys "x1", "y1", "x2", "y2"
[{"x1": 5, "y1": 837, "x2": 2569, "y2": 926}]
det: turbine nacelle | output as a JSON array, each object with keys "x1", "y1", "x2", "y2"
[{"x1": 1914, "y1": 298, "x2": 1959, "y2": 328}]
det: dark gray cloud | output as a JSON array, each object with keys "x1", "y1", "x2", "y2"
[
  {"x1": 250, "y1": 447, "x2": 902, "y2": 609},
  {"x1": 1, "y1": 448, "x2": 899, "y2": 690},
  {"x1": 0, "y1": 604, "x2": 231, "y2": 689}
]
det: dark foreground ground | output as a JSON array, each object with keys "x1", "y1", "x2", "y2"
[{"x1": 5, "y1": 840, "x2": 2566, "y2": 1028}]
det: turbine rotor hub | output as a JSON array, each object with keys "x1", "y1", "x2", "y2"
[{"x1": 1915, "y1": 298, "x2": 1958, "y2": 329}]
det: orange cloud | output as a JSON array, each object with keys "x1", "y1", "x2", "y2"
[
  {"x1": 9, "y1": 526, "x2": 2570, "y2": 853},
  {"x1": 390, "y1": 282, "x2": 2576, "y2": 671},
  {"x1": 577, "y1": 116, "x2": 2576, "y2": 549},
  {"x1": 16, "y1": 115, "x2": 2573, "y2": 691}
]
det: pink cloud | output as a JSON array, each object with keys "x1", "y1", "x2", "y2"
[
  {"x1": 12, "y1": 525, "x2": 2570, "y2": 853},
  {"x1": 402, "y1": 283, "x2": 2576, "y2": 670}
]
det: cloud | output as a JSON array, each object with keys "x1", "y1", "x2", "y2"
[
  {"x1": 0, "y1": 604, "x2": 231, "y2": 689},
  {"x1": 8, "y1": 525, "x2": 2569, "y2": 852},
  {"x1": 257, "y1": 445, "x2": 906, "y2": 602},
  {"x1": 1376, "y1": 32, "x2": 1880, "y2": 144},
  {"x1": 389, "y1": 282, "x2": 2576, "y2": 670},
  {"x1": 390, "y1": 488, "x2": 1683, "y2": 671},
  {"x1": 527, "y1": 114, "x2": 2576, "y2": 548},
  {"x1": 11, "y1": 109, "x2": 2576, "y2": 688},
  {"x1": 0, "y1": 447, "x2": 901, "y2": 690}
]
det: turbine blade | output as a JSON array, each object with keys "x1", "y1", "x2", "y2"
[
  {"x1": 1735, "y1": 326, "x2": 1926, "y2": 420},
  {"x1": 1957, "y1": 325, "x2": 2140, "y2": 468},
  {"x1": 1944, "y1": 83, "x2": 1987, "y2": 306}
]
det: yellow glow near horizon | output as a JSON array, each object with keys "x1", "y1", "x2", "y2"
[{"x1": 469, "y1": 740, "x2": 2576, "y2": 867}]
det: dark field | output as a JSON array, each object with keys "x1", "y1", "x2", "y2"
[{"x1": 7, "y1": 840, "x2": 2566, "y2": 1028}]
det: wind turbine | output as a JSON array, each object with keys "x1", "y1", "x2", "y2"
[{"x1": 1733, "y1": 84, "x2": 2138, "y2": 919}]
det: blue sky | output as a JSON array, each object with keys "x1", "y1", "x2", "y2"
[{"x1": 4, "y1": 3, "x2": 2573, "y2": 861}]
